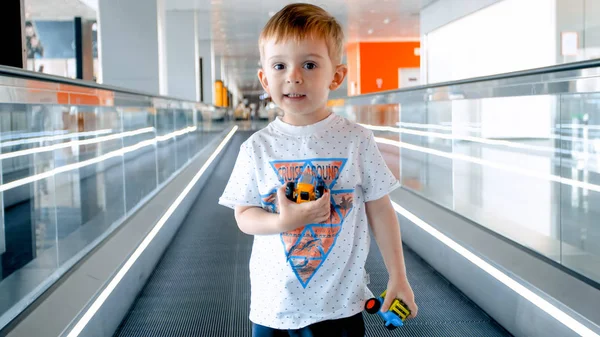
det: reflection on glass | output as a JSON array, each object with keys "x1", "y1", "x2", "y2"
[
  {"x1": 0, "y1": 103, "x2": 62, "y2": 282},
  {"x1": 122, "y1": 107, "x2": 158, "y2": 213},
  {"x1": 175, "y1": 109, "x2": 191, "y2": 170},
  {"x1": 339, "y1": 81, "x2": 600, "y2": 287},
  {"x1": 0, "y1": 75, "x2": 230, "y2": 330},
  {"x1": 560, "y1": 93, "x2": 600, "y2": 282},
  {"x1": 157, "y1": 109, "x2": 176, "y2": 184}
]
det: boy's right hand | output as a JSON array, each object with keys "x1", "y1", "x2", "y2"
[{"x1": 276, "y1": 184, "x2": 330, "y2": 232}]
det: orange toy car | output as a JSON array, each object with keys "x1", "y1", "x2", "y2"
[{"x1": 285, "y1": 176, "x2": 326, "y2": 203}]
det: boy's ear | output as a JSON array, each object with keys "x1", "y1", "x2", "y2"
[
  {"x1": 329, "y1": 64, "x2": 348, "y2": 91},
  {"x1": 258, "y1": 68, "x2": 270, "y2": 93}
]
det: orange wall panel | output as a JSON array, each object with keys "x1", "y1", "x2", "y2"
[
  {"x1": 358, "y1": 41, "x2": 420, "y2": 94},
  {"x1": 345, "y1": 42, "x2": 360, "y2": 96}
]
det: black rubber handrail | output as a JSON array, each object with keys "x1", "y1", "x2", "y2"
[
  {"x1": 3, "y1": 58, "x2": 600, "y2": 103},
  {"x1": 0, "y1": 65, "x2": 206, "y2": 104},
  {"x1": 344, "y1": 58, "x2": 600, "y2": 100}
]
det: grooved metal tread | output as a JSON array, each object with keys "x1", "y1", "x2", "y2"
[{"x1": 114, "y1": 132, "x2": 512, "y2": 337}]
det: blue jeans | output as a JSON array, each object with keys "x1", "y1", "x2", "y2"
[{"x1": 252, "y1": 313, "x2": 365, "y2": 337}]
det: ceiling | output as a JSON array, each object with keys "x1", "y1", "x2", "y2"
[
  {"x1": 26, "y1": 0, "x2": 436, "y2": 97},
  {"x1": 168, "y1": 0, "x2": 436, "y2": 96}
]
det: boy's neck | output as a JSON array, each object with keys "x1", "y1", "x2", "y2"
[{"x1": 280, "y1": 108, "x2": 332, "y2": 126}]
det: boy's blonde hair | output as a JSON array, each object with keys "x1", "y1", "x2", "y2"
[{"x1": 259, "y1": 3, "x2": 344, "y2": 65}]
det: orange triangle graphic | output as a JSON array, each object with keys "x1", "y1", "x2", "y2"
[
  {"x1": 334, "y1": 193, "x2": 354, "y2": 220},
  {"x1": 282, "y1": 227, "x2": 304, "y2": 253},
  {"x1": 329, "y1": 209, "x2": 342, "y2": 225},
  {"x1": 287, "y1": 234, "x2": 324, "y2": 258},
  {"x1": 290, "y1": 258, "x2": 323, "y2": 284},
  {"x1": 272, "y1": 158, "x2": 351, "y2": 287},
  {"x1": 284, "y1": 225, "x2": 343, "y2": 287},
  {"x1": 312, "y1": 226, "x2": 342, "y2": 255}
]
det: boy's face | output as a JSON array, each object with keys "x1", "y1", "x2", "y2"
[{"x1": 258, "y1": 37, "x2": 347, "y2": 125}]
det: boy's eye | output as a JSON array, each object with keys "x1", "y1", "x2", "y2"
[
  {"x1": 273, "y1": 64, "x2": 285, "y2": 70},
  {"x1": 304, "y1": 62, "x2": 317, "y2": 70}
]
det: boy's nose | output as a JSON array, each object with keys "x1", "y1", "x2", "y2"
[{"x1": 286, "y1": 69, "x2": 303, "y2": 84}]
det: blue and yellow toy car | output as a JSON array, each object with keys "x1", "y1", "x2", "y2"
[{"x1": 364, "y1": 290, "x2": 411, "y2": 330}]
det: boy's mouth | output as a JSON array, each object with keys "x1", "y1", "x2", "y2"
[{"x1": 284, "y1": 93, "x2": 306, "y2": 98}]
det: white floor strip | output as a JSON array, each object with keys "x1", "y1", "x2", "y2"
[{"x1": 392, "y1": 201, "x2": 598, "y2": 337}]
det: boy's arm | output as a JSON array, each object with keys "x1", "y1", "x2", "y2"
[
  {"x1": 235, "y1": 206, "x2": 284, "y2": 235},
  {"x1": 366, "y1": 194, "x2": 418, "y2": 318},
  {"x1": 235, "y1": 185, "x2": 330, "y2": 235}
]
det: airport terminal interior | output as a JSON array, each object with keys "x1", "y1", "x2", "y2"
[{"x1": 0, "y1": 0, "x2": 600, "y2": 336}]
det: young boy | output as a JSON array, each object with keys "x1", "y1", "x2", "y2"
[{"x1": 219, "y1": 3, "x2": 417, "y2": 336}]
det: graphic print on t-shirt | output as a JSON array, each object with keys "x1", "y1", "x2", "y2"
[{"x1": 260, "y1": 158, "x2": 354, "y2": 288}]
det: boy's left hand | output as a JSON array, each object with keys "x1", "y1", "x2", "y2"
[{"x1": 381, "y1": 276, "x2": 418, "y2": 319}]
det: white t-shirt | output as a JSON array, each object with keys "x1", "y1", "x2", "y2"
[{"x1": 218, "y1": 113, "x2": 400, "y2": 329}]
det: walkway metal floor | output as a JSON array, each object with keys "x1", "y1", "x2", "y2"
[{"x1": 114, "y1": 132, "x2": 512, "y2": 336}]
